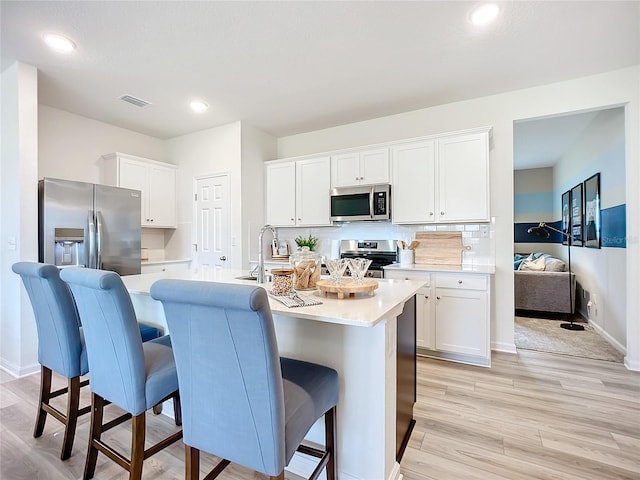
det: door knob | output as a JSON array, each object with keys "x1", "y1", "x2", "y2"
[{"x1": 219, "y1": 256, "x2": 227, "y2": 261}]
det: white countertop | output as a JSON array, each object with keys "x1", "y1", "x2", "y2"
[
  {"x1": 122, "y1": 268, "x2": 425, "y2": 328},
  {"x1": 384, "y1": 263, "x2": 495, "y2": 274}
]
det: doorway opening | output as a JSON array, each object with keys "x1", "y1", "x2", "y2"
[{"x1": 512, "y1": 106, "x2": 626, "y2": 362}]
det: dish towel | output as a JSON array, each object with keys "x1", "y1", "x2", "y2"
[{"x1": 269, "y1": 293, "x2": 323, "y2": 308}]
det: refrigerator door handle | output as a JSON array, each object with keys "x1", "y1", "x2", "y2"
[
  {"x1": 86, "y1": 211, "x2": 96, "y2": 268},
  {"x1": 96, "y1": 211, "x2": 103, "y2": 270}
]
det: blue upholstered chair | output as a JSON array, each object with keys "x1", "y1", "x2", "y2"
[
  {"x1": 150, "y1": 280, "x2": 338, "y2": 480},
  {"x1": 59, "y1": 267, "x2": 182, "y2": 480},
  {"x1": 11, "y1": 262, "x2": 90, "y2": 460}
]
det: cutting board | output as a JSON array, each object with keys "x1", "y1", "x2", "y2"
[{"x1": 413, "y1": 232, "x2": 463, "y2": 265}]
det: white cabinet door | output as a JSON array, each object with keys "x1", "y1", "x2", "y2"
[
  {"x1": 435, "y1": 287, "x2": 488, "y2": 357},
  {"x1": 118, "y1": 158, "x2": 148, "y2": 225},
  {"x1": 147, "y1": 164, "x2": 176, "y2": 227},
  {"x1": 391, "y1": 141, "x2": 436, "y2": 223},
  {"x1": 296, "y1": 156, "x2": 331, "y2": 226},
  {"x1": 360, "y1": 148, "x2": 389, "y2": 185},
  {"x1": 331, "y1": 152, "x2": 361, "y2": 187},
  {"x1": 331, "y1": 148, "x2": 389, "y2": 187},
  {"x1": 416, "y1": 286, "x2": 435, "y2": 349},
  {"x1": 437, "y1": 133, "x2": 489, "y2": 222},
  {"x1": 266, "y1": 162, "x2": 296, "y2": 226},
  {"x1": 384, "y1": 269, "x2": 433, "y2": 349},
  {"x1": 102, "y1": 153, "x2": 177, "y2": 228}
]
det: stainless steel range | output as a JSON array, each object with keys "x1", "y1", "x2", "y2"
[{"x1": 339, "y1": 240, "x2": 398, "y2": 278}]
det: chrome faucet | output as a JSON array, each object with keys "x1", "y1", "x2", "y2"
[{"x1": 257, "y1": 224, "x2": 278, "y2": 284}]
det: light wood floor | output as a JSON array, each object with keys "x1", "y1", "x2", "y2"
[{"x1": 1, "y1": 350, "x2": 638, "y2": 479}]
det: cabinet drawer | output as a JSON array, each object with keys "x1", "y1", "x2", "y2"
[
  {"x1": 435, "y1": 274, "x2": 486, "y2": 290},
  {"x1": 384, "y1": 270, "x2": 430, "y2": 286}
]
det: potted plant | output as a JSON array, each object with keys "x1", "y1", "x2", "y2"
[{"x1": 294, "y1": 234, "x2": 319, "y2": 251}]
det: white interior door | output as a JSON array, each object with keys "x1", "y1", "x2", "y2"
[{"x1": 195, "y1": 174, "x2": 230, "y2": 271}]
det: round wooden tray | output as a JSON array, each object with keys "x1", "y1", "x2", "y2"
[{"x1": 316, "y1": 278, "x2": 378, "y2": 299}]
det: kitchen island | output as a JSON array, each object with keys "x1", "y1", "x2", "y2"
[{"x1": 122, "y1": 269, "x2": 425, "y2": 480}]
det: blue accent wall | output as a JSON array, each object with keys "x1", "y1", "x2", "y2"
[
  {"x1": 515, "y1": 204, "x2": 626, "y2": 248},
  {"x1": 514, "y1": 191, "x2": 554, "y2": 215},
  {"x1": 601, "y1": 204, "x2": 626, "y2": 248}
]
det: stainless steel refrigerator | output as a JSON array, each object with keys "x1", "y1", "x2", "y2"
[{"x1": 39, "y1": 177, "x2": 141, "y2": 276}]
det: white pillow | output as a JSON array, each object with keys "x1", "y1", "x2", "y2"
[
  {"x1": 545, "y1": 258, "x2": 566, "y2": 272},
  {"x1": 519, "y1": 256, "x2": 546, "y2": 271}
]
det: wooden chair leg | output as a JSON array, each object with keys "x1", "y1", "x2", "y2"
[
  {"x1": 152, "y1": 403, "x2": 163, "y2": 415},
  {"x1": 173, "y1": 391, "x2": 182, "y2": 426},
  {"x1": 84, "y1": 393, "x2": 104, "y2": 480},
  {"x1": 129, "y1": 413, "x2": 146, "y2": 480},
  {"x1": 34, "y1": 365, "x2": 51, "y2": 438},
  {"x1": 325, "y1": 406, "x2": 337, "y2": 480},
  {"x1": 60, "y1": 375, "x2": 81, "y2": 460},
  {"x1": 185, "y1": 445, "x2": 200, "y2": 480}
]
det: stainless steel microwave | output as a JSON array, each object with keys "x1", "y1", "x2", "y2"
[{"x1": 330, "y1": 184, "x2": 391, "y2": 222}]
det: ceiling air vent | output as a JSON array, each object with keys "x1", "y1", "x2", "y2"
[{"x1": 120, "y1": 94, "x2": 151, "y2": 108}]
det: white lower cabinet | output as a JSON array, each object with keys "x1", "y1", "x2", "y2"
[
  {"x1": 141, "y1": 260, "x2": 191, "y2": 274},
  {"x1": 385, "y1": 269, "x2": 491, "y2": 366}
]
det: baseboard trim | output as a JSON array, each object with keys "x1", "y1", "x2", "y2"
[
  {"x1": 624, "y1": 357, "x2": 640, "y2": 372},
  {"x1": 0, "y1": 359, "x2": 39, "y2": 378},
  {"x1": 388, "y1": 461, "x2": 402, "y2": 480},
  {"x1": 491, "y1": 341, "x2": 517, "y2": 354},
  {"x1": 587, "y1": 320, "x2": 626, "y2": 355}
]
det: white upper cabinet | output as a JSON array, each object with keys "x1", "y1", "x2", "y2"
[
  {"x1": 392, "y1": 131, "x2": 489, "y2": 224},
  {"x1": 437, "y1": 133, "x2": 489, "y2": 222},
  {"x1": 101, "y1": 153, "x2": 177, "y2": 228},
  {"x1": 266, "y1": 161, "x2": 296, "y2": 226},
  {"x1": 391, "y1": 141, "x2": 436, "y2": 223},
  {"x1": 265, "y1": 156, "x2": 331, "y2": 227},
  {"x1": 296, "y1": 156, "x2": 331, "y2": 226},
  {"x1": 331, "y1": 148, "x2": 389, "y2": 187}
]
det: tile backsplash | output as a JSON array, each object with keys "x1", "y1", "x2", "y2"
[{"x1": 274, "y1": 222, "x2": 495, "y2": 266}]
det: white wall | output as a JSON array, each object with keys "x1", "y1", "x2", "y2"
[
  {"x1": 38, "y1": 105, "x2": 168, "y2": 183},
  {"x1": 1, "y1": 100, "x2": 169, "y2": 376},
  {"x1": 241, "y1": 123, "x2": 277, "y2": 267},
  {"x1": 166, "y1": 122, "x2": 242, "y2": 266},
  {"x1": 165, "y1": 122, "x2": 277, "y2": 268},
  {"x1": 1, "y1": 62, "x2": 39, "y2": 375},
  {"x1": 551, "y1": 107, "x2": 626, "y2": 350},
  {"x1": 277, "y1": 66, "x2": 640, "y2": 368}
]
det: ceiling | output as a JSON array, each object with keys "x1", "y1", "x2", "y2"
[
  {"x1": 1, "y1": 1, "x2": 638, "y2": 147},
  {"x1": 513, "y1": 109, "x2": 603, "y2": 170}
]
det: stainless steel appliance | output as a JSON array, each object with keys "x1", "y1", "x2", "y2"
[
  {"x1": 39, "y1": 177, "x2": 142, "y2": 276},
  {"x1": 330, "y1": 184, "x2": 391, "y2": 222},
  {"x1": 339, "y1": 239, "x2": 397, "y2": 278}
]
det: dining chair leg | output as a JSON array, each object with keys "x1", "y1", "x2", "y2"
[
  {"x1": 84, "y1": 393, "x2": 105, "y2": 480},
  {"x1": 185, "y1": 445, "x2": 199, "y2": 480},
  {"x1": 33, "y1": 365, "x2": 52, "y2": 438},
  {"x1": 129, "y1": 413, "x2": 146, "y2": 480},
  {"x1": 173, "y1": 391, "x2": 182, "y2": 426},
  {"x1": 325, "y1": 406, "x2": 337, "y2": 480},
  {"x1": 60, "y1": 375, "x2": 81, "y2": 460}
]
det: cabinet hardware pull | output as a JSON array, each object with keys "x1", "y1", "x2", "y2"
[
  {"x1": 440, "y1": 211, "x2": 445, "y2": 215},
  {"x1": 429, "y1": 212, "x2": 434, "y2": 216},
  {"x1": 220, "y1": 256, "x2": 227, "y2": 261},
  {"x1": 458, "y1": 280, "x2": 463, "y2": 284},
  {"x1": 436, "y1": 296, "x2": 441, "y2": 300}
]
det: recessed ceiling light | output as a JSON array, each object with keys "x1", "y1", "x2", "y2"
[
  {"x1": 190, "y1": 100, "x2": 209, "y2": 113},
  {"x1": 43, "y1": 33, "x2": 76, "y2": 53},
  {"x1": 470, "y1": 3, "x2": 500, "y2": 26}
]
